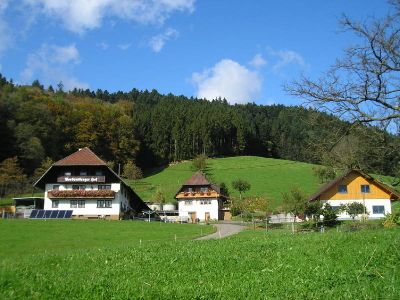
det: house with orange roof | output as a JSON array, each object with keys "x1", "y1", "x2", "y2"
[
  {"x1": 309, "y1": 169, "x2": 400, "y2": 220},
  {"x1": 175, "y1": 172, "x2": 229, "y2": 222},
  {"x1": 35, "y1": 147, "x2": 148, "y2": 220}
]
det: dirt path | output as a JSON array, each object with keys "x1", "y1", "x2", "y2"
[{"x1": 196, "y1": 223, "x2": 245, "y2": 240}]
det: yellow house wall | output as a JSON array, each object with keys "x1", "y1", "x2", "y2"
[{"x1": 321, "y1": 172, "x2": 392, "y2": 201}]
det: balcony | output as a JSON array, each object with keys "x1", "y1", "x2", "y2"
[
  {"x1": 48, "y1": 190, "x2": 115, "y2": 199},
  {"x1": 177, "y1": 190, "x2": 217, "y2": 199}
]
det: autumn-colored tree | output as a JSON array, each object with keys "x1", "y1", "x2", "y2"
[
  {"x1": 33, "y1": 157, "x2": 54, "y2": 183},
  {"x1": 0, "y1": 157, "x2": 27, "y2": 196},
  {"x1": 122, "y1": 160, "x2": 143, "y2": 180}
]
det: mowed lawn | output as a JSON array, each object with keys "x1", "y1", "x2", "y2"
[
  {"x1": 0, "y1": 220, "x2": 214, "y2": 259},
  {"x1": 131, "y1": 156, "x2": 321, "y2": 209},
  {"x1": 0, "y1": 222, "x2": 399, "y2": 299}
]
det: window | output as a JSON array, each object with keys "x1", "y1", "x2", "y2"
[
  {"x1": 338, "y1": 185, "x2": 347, "y2": 194},
  {"x1": 184, "y1": 200, "x2": 193, "y2": 205},
  {"x1": 70, "y1": 200, "x2": 77, "y2": 208},
  {"x1": 188, "y1": 187, "x2": 193, "y2": 192},
  {"x1": 200, "y1": 187, "x2": 208, "y2": 192},
  {"x1": 53, "y1": 185, "x2": 60, "y2": 190},
  {"x1": 98, "y1": 185, "x2": 111, "y2": 190},
  {"x1": 72, "y1": 185, "x2": 86, "y2": 190},
  {"x1": 361, "y1": 185, "x2": 370, "y2": 193},
  {"x1": 64, "y1": 171, "x2": 72, "y2": 176},
  {"x1": 200, "y1": 200, "x2": 211, "y2": 205},
  {"x1": 97, "y1": 200, "x2": 112, "y2": 208},
  {"x1": 372, "y1": 206, "x2": 385, "y2": 214},
  {"x1": 95, "y1": 170, "x2": 103, "y2": 176},
  {"x1": 52, "y1": 200, "x2": 59, "y2": 208},
  {"x1": 78, "y1": 200, "x2": 85, "y2": 208},
  {"x1": 80, "y1": 170, "x2": 87, "y2": 176},
  {"x1": 331, "y1": 206, "x2": 340, "y2": 212}
]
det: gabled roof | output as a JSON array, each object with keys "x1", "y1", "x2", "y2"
[
  {"x1": 183, "y1": 171, "x2": 211, "y2": 186},
  {"x1": 309, "y1": 169, "x2": 400, "y2": 201},
  {"x1": 53, "y1": 147, "x2": 106, "y2": 166}
]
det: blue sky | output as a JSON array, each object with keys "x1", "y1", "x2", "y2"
[{"x1": 0, "y1": 0, "x2": 393, "y2": 106}]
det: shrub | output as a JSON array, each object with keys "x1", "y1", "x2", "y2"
[{"x1": 382, "y1": 212, "x2": 400, "y2": 228}]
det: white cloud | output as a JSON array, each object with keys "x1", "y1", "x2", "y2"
[
  {"x1": 267, "y1": 47, "x2": 307, "y2": 73},
  {"x1": 192, "y1": 59, "x2": 262, "y2": 104},
  {"x1": 97, "y1": 42, "x2": 109, "y2": 50},
  {"x1": 149, "y1": 28, "x2": 179, "y2": 52},
  {"x1": 118, "y1": 43, "x2": 132, "y2": 50},
  {"x1": 23, "y1": 0, "x2": 196, "y2": 34},
  {"x1": 21, "y1": 43, "x2": 88, "y2": 90},
  {"x1": 0, "y1": 0, "x2": 8, "y2": 11},
  {"x1": 249, "y1": 53, "x2": 266, "y2": 68},
  {"x1": 50, "y1": 44, "x2": 80, "y2": 64}
]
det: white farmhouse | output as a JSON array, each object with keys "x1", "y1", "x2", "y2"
[
  {"x1": 34, "y1": 147, "x2": 148, "y2": 220},
  {"x1": 175, "y1": 172, "x2": 229, "y2": 222}
]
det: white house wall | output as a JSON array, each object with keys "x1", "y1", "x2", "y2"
[
  {"x1": 44, "y1": 183, "x2": 127, "y2": 218},
  {"x1": 322, "y1": 199, "x2": 392, "y2": 220},
  {"x1": 178, "y1": 199, "x2": 219, "y2": 221}
]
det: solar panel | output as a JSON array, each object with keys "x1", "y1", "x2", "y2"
[
  {"x1": 37, "y1": 210, "x2": 45, "y2": 218},
  {"x1": 44, "y1": 210, "x2": 52, "y2": 218},
  {"x1": 50, "y1": 210, "x2": 58, "y2": 218},
  {"x1": 57, "y1": 210, "x2": 66, "y2": 218},
  {"x1": 64, "y1": 210, "x2": 73, "y2": 218},
  {"x1": 30, "y1": 210, "x2": 38, "y2": 218}
]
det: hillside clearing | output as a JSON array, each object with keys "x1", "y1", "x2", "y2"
[{"x1": 130, "y1": 156, "x2": 321, "y2": 209}]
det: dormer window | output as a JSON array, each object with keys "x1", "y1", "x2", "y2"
[
  {"x1": 338, "y1": 185, "x2": 347, "y2": 194},
  {"x1": 361, "y1": 185, "x2": 370, "y2": 193}
]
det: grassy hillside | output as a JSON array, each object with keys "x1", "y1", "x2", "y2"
[
  {"x1": 1, "y1": 222, "x2": 399, "y2": 299},
  {"x1": 130, "y1": 156, "x2": 321, "y2": 210}
]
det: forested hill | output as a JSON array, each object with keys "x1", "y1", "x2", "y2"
[{"x1": 0, "y1": 74, "x2": 399, "y2": 179}]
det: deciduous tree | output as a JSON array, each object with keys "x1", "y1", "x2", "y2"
[{"x1": 286, "y1": 0, "x2": 400, "y2": 127}]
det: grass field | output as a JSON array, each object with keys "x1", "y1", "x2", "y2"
[
  {"x1": 131, "y1": 156, "x2": 321, "y2": 210},
  {"x1": 0, "y1": 220, "x2": 398, "y2": 299},
  {"x1": 0, "y1": 220, "x2": 214, "y2": 259}
]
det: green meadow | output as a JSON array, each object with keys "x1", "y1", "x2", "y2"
[
  {"x1": 131, "y1": 156, "x2": 321, "y2": 209},
  {"x1": 0, "y1": 220, "x2": 399, "y2": 299},
  {"x1": 0, "y1": 220, "x2": 214, "y2": 259}
]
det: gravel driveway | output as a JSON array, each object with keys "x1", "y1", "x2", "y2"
[{"x1": 196, "y1": 223, "x2": 245, "y2": 240}]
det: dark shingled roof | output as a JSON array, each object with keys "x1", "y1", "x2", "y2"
[
  {"x1": 309, "y1": 169, "x2": 400, "y2": 201},
  {"x1": 183, "y1": 171, "x2": 211, "y2": 186},
  {"x1": 53, "y1": 147, "x2": 106, "y2": 166}
]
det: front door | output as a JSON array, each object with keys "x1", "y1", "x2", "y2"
[
  {"x1": 189, "y1": 212, "x2": 196, "y2": 223},
  {"x1": 205, "y1": 212, "x2": 210, "y2": 222}
]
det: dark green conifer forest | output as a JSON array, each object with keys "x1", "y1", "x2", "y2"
[{"x1": 0, "y1": 73, "x2": 399, "y2": 196}]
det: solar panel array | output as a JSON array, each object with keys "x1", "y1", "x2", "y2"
[{"x1": 30, "y1": 210, "x2": 73, "y2": 219}]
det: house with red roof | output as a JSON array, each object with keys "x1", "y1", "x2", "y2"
[
  {"x1": 35, "y1": 147, "x2": 148, "y2": 220},
  {"x1": 175, "y1": 172, "x2": 228, "y2": 222}
]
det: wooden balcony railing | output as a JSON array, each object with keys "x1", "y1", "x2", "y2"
[{"x1": 48, "y1": 190, "x2": 115, "y2": 199}]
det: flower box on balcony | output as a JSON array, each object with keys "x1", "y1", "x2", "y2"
[
  {"x1": 206, "y1": 191, "x2": 211, "y2": 196},
  {"x1": 191, "y1": 192, "x2": 196, "y2": 196},
  {"x1": 183, "y1": 192, "x2": 189, "y2": 196},
  {"x1": 199, "y1": 192, "x2": 204, "y2": 196},
  {"x1": 48, "y1": 190, "x2": 115, "y2": 199}
]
